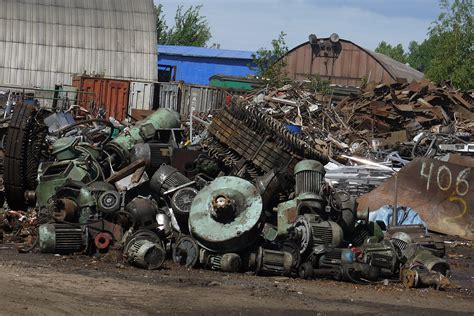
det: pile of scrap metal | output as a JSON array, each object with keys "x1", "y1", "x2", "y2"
[
  {"x1": 237, "y1": 80, "x2": 473, "y2": 196},
  {"x1": 337, "y1": 80, "x2": 473, "y2": 161},
  {"x1": 0, "y1": 99, "x2": 452, "y2": 290}
]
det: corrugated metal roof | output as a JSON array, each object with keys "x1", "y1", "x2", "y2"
[
  {"x1": 0, "y1": 0, "x2": 157, "y2": 88},
  {"x1": 158, "y1": 45, "x2": 255, "y2": 60},
  {"x1": 368, "y1": 50, "x2": 424, "y2": 83},
  {"x1": 284, "y1": 38, "x2": 424, "y2": 85}
]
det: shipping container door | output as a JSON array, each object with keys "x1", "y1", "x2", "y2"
[
  {"x1": 105, "y1": 80, "x2": 129, "y2": 121},
  {"x1": 129, "y1": 81, "x2": 154, "y2": 114},
  {"x1": 157, "y1": 82, "x2": 181, "y2": 112},
  {"x1": 72, "y1": 77, "x2": 105, "y2": 116}
]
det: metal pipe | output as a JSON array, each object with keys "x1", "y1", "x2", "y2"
[{"x1": 391, "y1": 173, "x2": 399, "y2": 227}]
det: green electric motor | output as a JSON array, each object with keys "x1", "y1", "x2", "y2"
[
  {"x1": 105, "y1": 108, "x2": 180, "y2": 166},
  {"x1": 188, "y1": 176, "x2": 263, "y2": 253},
  {"x1": 38, "y1": 223, "x2": 87, "y2": 254}
]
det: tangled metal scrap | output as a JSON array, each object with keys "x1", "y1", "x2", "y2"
[
  {"x1": 242, "y1": 80, "x2": 473, "y2": 167},
  {"x1": 228, "y1": 81, "x2": 473, "y2": 198}
]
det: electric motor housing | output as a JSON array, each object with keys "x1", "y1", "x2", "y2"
[
  {"x1": 150, "y1": 165, "x2": 192, "y2": 197},
  {"x1": 361, "y1": 241, "x2": 399, "y2": 274},
  {"x1": 294, "y1": 160, "x2": 325, "y2": 198},
  {"x1": 173, "y1": 235, "x2": 200, "y2": 268},
  {"x1": 170, "y1": 187, "x2": 198, "y2": 233},
  {"x1": 125, "y1": 197, "x2": 159, "y2": 229},
  {"x1": 291, "y1": 214, "x2": 344, "y2": 254},
  {"x1": 188, "y1": 176, "x2": 263, "y2": 253},
  {"x1": 124, "y1": 229, "x2": 165, "y2": 270},
  {"x1": 294, "y1": 160, "x2": 326, "y2": 214},
  {"x1": 38, "y1": 223, "x2": 87, "y2": 254},
  {"x1": 201, "y1": 251, "x2": 242, "y2": 272},
  {"x1": 312, "y1": 220, "x2": 344, "y2": 248},
  {"x1": 130, "y1": 143, "x2": 173, "y2": 174},
  {"x1": 105, "y1": 108, "x2": 180, "y2": 167},
  {"x1": 125, "y1": 238, "x2": 165, "y2": 270},
  {"x1": 249, "y1": 247, "x2": 293, "y2": 276},
  {"x1": 171, "y1": 187, "x2": 198, "y2": 218},
  {"x1": 97, "y1": 190, "x2": 121, "y2": 214}
]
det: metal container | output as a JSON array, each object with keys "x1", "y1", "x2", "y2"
[
  {"x1": 156, "y1": 81, "x2": 182, "y2": 112},
  {"x1": 180, "y1": 84, "x2": 225, "y2": 117},
  {"x1": 129, "y1": 81, "x2": 155, "y2": 114},
  {"x1": 72, "y1": 76, "x2": 130, "y2": 121},
  {"x1": 157, "y1": 82, "x2": 226, "y2": 117}
]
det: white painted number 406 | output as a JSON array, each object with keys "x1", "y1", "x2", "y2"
[{"x1": 420, "y1": 162, "x2": 470, "y2": 197}]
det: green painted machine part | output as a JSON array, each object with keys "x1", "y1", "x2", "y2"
[
  {"x1": 277, "y1": 199, "x2": 297, "y2": 236},
  {"x1": 189, "y1": 176, "x2": 263, "y2": 253},
  {"x1": 49, "y1": 183, "x2": 96, "y2": 224},
  {"x1": 294, "y1": 160, "x2": 326, "y2": 214},
  {"x1": 105, "y1": 108, "x2": 180, "y2": 166},
  {"x1": 36, "y1": 160, "x2": 94, "y2": 212},
  {"x1": 52, "y1": 137, "x2": 80, "y2": 160},
  {"x1": 36, "y1": 135, "x2": 104, "y2": 221},
  {"x1": 262, "y1": 223, "x2": 278, "y2": 242},
  {"x1": 290, "y1": 214, "x2": 344, "y2": 254},
  {"x1": 38, "y1": 223, "x2": 86, "y2": 254},
  {"x1": 51, "y1": 137, "x2": 101, "y2": 161}
]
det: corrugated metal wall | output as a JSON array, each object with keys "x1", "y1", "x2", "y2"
[
  {"x1": 156, "y1": 82, "x2": 226, "y2": 117},
  {"x1": 0, "y1": 0, "x2": 157, "y2": 88}
]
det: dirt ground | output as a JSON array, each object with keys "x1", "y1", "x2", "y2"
[{"x1": 0, "y1": 241, "x2": 472, "y2": 315}]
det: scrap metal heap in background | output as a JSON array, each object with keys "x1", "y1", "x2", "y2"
[
  {"x1": 0, "y1": 78, "x2": 472, "y2": 291},
  {"x1": 265, "y1": 80, "x2": 472, "y2": 163},
  {"x1": 234, "y1": 80, "x2": 473, "y2": 195}
]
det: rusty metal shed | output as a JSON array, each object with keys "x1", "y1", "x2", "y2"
[
  {"x1": 283, "y1": 37, "x2": 423, "y2": 87},
  {"x1": 0, "y1": 0, "x2": 157, "y2": 88}
]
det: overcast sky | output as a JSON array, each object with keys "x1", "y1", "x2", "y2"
[{"x1": 154, "y1": 0, "x2": 441, "y2": 52}]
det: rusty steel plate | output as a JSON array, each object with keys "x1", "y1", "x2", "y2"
[{"x1": 358, "y1": 156, "x2": 474, "y2": 240}]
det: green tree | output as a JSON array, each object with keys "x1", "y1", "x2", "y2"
[
  {"x1": 164, "y1": 5, "x2": 212, "y2": 47},
  {"x1": 252, "y1": 31, "x2": 290, "y2": 86},
  {"x1": 155, "y1": 4, "x2": 168, "y2": 44},
  {"x1": 425, "y1": 0, "x2": 473, "y2": 89},
  {"x1": 155, "y1": 5, "x2": 213, "y2": 47},
  {"x1": 374, "y1": 41, "x2": 407, "y2": 63},
  {"x1": 406, "y1": 38, "x2": 439, "y2": 72}
]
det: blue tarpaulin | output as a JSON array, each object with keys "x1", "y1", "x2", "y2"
[{"x1": 369, "y1": 205, "x2": 427, "y2": 229}]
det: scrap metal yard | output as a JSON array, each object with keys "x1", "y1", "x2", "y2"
[{"x1": 0, "y1": 0, "x2": 473, "y2": 315}]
